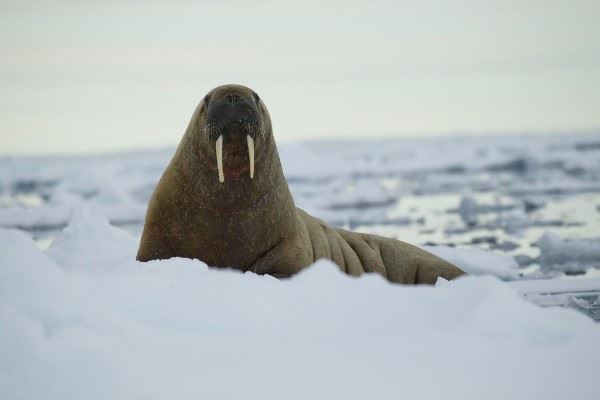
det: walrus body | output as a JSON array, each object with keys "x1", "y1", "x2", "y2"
[{"x1": 137, "y1": 84, "x2": 465, "y2": 284}]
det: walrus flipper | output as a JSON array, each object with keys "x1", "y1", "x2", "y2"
[
  {"x1": 296, "y1": 208, "x2": 464, "y2": 284},
  {"x1": 376, "y1": 236, "x2": 465, "y2": 283},
  {"x1": 137, "y1": 230, "x2": 174, "y2": 262},
  {"x1": 337, "y1": 229, "x2": 464, "y2": 284}
]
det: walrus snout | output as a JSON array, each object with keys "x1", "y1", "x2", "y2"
[
  {"x1": 204, "y1": 93, "x2": 263, "y2": 140},
  {"x1": 204, "y1": 89, "x2": 262, "y2": 183}
]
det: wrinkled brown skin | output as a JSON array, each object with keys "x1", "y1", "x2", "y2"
[{"x1": 137, "y1": 84, "x2": 465, "y2": 284}]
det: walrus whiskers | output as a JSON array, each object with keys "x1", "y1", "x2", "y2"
[
  {"x1": 216, "y1": 135, "x2": 224, "y2": 183},
  {"x1": 247, "y1": 135, "x2": 255, "y2": 179}
]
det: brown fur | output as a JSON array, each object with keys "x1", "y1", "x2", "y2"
[{"x1": 137, "y1": 84, "x2": 465, "y2": 284}]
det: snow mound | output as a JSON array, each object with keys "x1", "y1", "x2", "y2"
[
  {"x1": 1, "y1": 220, "x2": 599, "y2": 399},
  {"x1": 47, "y1": 207, "x2": 138, "y2": 273},
  {"x1": 538, "y1": 232, "x2": 600, "y2": 274}
]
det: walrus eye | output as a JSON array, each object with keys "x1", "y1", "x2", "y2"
[
  {"x1": 252, "y1": 91, "x2": 260, "y2": 105},
  {"x1": 204, "y1": 94, "x2": 212, "y2": 108}
]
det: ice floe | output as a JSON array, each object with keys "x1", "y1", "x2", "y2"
[{"x1": 538, "y1": 232, "x2": 600, "y2": 274}]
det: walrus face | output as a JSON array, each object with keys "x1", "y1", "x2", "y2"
[{"x1": 201, "y1": 85, "x2": 268, "y2": 183}]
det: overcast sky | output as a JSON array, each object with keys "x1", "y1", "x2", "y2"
[{"x1": 1, "y1": 0, "x2": 599, "y2": 155}]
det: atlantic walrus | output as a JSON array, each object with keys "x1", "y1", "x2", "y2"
[{"x1": 137, "y1": 84, "x2": 465, "y2": 284}]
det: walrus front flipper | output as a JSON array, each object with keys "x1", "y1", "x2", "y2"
[
  {"x1": 137, "y1": 230, "x2": 174, "y2": 262},
  {"x1": 295, "y1": 208, "x2": 464, "y2": 284},
  {"x1": 377, "y1": 237, "x2": 465, "y2": 284},
  {"x1": 334, "y1": 228, "x2": 464, "y2": 284}
]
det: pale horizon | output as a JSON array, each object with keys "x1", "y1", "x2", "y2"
[{"x1": 1, "y1": 0, "x2": 599, "y2": 155}]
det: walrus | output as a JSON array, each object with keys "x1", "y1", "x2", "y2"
[{"x1": 137, "y1": 84, "x2": 465, "y2": 284}]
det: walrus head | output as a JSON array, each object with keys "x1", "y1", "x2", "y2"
[{"x1": 192, "y1": 84, "x2": 272, "y2": 183}]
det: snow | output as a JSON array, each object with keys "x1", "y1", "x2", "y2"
[
  {"x1": 424, "y1": 245, "x2": 521, "y2": 280},
  {"x1": 538, "y1": 232, "x2": 600, "y2": 274},
  {"x1": 46, "y1": 207, "x2": 138, "y2": 273},
  {"x1": 1, "y1": 214, "x2": 600, "y2": 400},
  {"x1": 509, "y1": 277, "x2": 600, "y2": 320},
  {"x1": 2, "y1": 132, "x2": 600, "y2": 398}
]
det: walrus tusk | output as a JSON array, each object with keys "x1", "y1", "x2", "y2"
[
  {"x1": 247, "y1": 135, "x2": 254, "y2": 179},
  {"x1": 216, "y1": 135, "x2": 224, "y2": 183}
]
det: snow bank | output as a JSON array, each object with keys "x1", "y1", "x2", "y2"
[{"x1": 1, "y1": 213, "x2": 599, "y2": 400}]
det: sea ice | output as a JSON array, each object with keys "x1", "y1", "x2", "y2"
[{"x1": 538, "y1": 232, "x2": 600, "y2": 274}]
